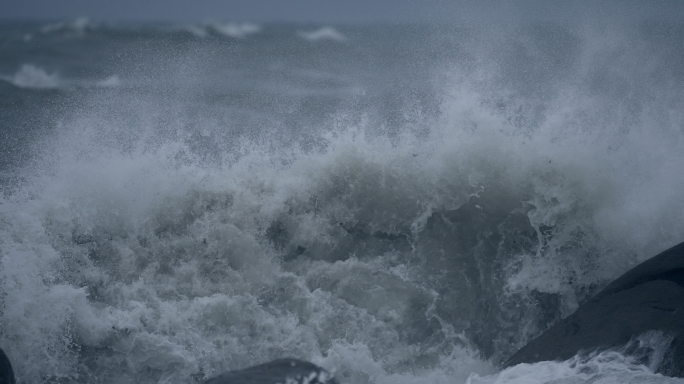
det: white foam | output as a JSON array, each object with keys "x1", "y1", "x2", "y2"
[
  {"x1": 298, "y1": 27, "x2": 347, "y2": 43},
  {"x1": 0, "y1": 116, "x2": 498, "y2": 382},
  {"x1": 468, "y1": 352, "x2": 684, "y2": 384}
]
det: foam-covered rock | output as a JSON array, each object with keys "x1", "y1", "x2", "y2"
[{"x1": 504, "y1": 242, "x2": 684, "y2": 376}]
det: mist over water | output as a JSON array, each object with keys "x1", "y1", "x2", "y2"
[{"x1": 0, "y1": 18, "x2": 683, "y2": 384}]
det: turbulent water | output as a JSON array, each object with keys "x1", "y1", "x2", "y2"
[{"x1": 1, "y1": 18, "x2": 684, "y2": 384}]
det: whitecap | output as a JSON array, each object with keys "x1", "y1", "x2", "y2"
[
  {"x1": 183, "y1": 25, "x2": 207, "y2": 38},
  {"x1": 207, "y1": 22, "x2": 261, "y2": 39},
  {"x1": 96, "y1": 75, "x2": 121, "y2": 88},
  {"x1": 298, "y1": 27, "x2": 347, "y2": 43},
  {"x1": 40, "y1": 17, "x2": 94, "y2": 36},
  {"x1": 2, "y1": 64, "x2": 60, "y2": 89}
]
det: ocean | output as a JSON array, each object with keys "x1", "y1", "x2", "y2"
[{"x1": 1, "y1": 18, "x2": 683, "y2": 384}]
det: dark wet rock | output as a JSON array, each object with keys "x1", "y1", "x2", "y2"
[
  {"x1": 204, "y1": 358, "x2": 338, "y2": 384},
  {"x1": 0, "y1": 347, "x2": 15, "y2": 384},
  {"x1": 504, "y1": 241, "x2": 684, "y2": 377}
]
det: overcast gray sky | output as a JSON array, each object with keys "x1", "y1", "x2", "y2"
[{"x1": 1, "y1": 0, "x2": 683, "y2": 24}]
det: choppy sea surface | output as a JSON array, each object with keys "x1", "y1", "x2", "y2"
[{"x1": 1, "y1": 18, "x2": 684, "y2": 384}]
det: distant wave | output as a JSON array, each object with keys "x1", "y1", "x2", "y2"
[
  {"x1": 298, "y1": 27, "x2": 347, "y2": 42},
  {"x1": 204, "y1": 22, "x2": 261, "y2": 39},
  {"x1": 40, "y1": 17, "x2": 95, "y2": 36},
  {"x1": 183, "y1": 25, "x2": 208, "y2": 38},
  {"x1": 96, "y1": 75, "x2": 121, "y2": 88},
  {"x1": 1, "y1": 64, "x2": 60, "y2": 89},
  {"x1": 1, "y1": 64, "x2": 121, "y2": 89}
]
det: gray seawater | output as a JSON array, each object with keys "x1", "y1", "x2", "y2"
[{"x1": 1, "y1": 18, "x2": 684, "y2": 384}]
